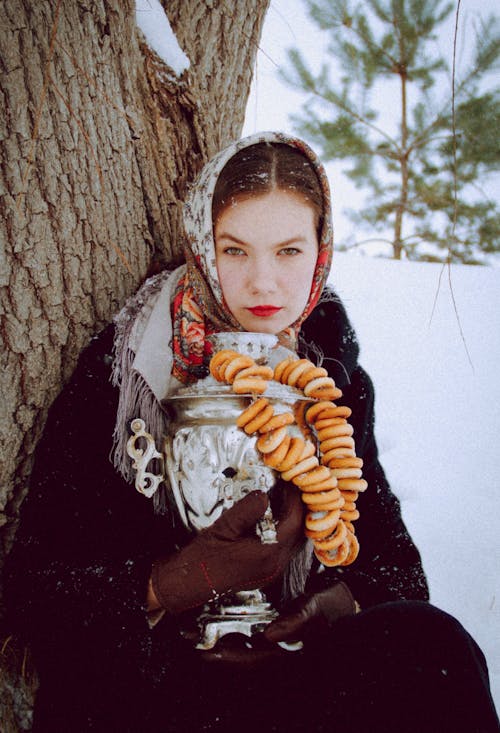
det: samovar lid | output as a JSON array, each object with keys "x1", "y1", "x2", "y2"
[{"x1": 164, "y1": 331, "x2": 305, "y2": 404}]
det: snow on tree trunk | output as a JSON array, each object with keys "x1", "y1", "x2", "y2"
[{"x1": 0, "y1": 0, "x2": 269, "y2": 725}]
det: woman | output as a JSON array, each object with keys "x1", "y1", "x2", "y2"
[{"x1": 4, "y1": 132, "x2": 498, "y2": 732}]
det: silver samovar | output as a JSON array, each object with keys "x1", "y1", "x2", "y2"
[{"x1": 127, "y1": 332, "x2": 307, "y2": 650}]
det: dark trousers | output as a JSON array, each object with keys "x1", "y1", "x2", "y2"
[{"x1": 34, "y1": 601, "x2": 499, "y2": 733}]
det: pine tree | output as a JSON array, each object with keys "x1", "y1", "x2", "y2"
[{"x1": 282, "y1": 0, "x2": 500, "y2": 262}]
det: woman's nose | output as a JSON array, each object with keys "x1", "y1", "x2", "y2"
[{"x1": 247, "y1": 256, "x2": 278, "y2": 293}]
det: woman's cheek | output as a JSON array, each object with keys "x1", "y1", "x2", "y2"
[
  {"x1": 290, "y1": 261, "x2": 315, "y2": 293},
  {"x1": 217, "y1": 259, "x2": 240, "y2": 305},
  {"x1": 216, "y1": 258, "x2": 231, "y2": 290}
]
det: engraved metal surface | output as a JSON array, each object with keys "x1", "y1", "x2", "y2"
[{"x1": 163, "y1": 395, "x2": 277, "y2": 534}]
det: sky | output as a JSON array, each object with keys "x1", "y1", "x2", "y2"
[{"x1": 243, "y1": 0, "x2": 500, "y2": 256}]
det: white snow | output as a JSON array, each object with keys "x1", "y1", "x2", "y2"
[
  {"x1": 329, "y1": 253, "x2": 500, "y2": 710},
  {"x1": 135, "y1": 0, "x2": 189, "y2": 76}
]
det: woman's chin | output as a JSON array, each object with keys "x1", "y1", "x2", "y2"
[
  {"x1": 243, "y1": 322, "x2": 281, "y2": 335},
  {"x1": 238, "y1": 314, "x2": 291, "y2": 335}
]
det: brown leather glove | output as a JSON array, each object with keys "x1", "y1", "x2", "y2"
[
  {"x1": 263, "y1": 582, "x2": 358, "y2": 643},
  {"x1": 151, "y1": 486, "x2": 304, "y2": 614}
]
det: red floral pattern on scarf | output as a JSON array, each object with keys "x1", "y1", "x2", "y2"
[{"x1": 172, "y1": 274, "x2": 217, "y2": 382}]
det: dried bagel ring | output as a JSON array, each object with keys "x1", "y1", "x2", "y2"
[
  {"x1": 341, "y1": 508, "x2": 360, "y2": 522},
  {"x1": 281, "y1": 456, "x2": 319, "y2": 482},
  {"x1": 330, "y1": 467, "x2": 363, "y2": 479},
  {"x1": 305, "y1": 509, "x2": 341, "y2": 535},
  {"x1": 306, "y1": 528, "x2": 334, "y2": 541},
  {"x1": 278, "y1": 437, "x2": 306, "y2": 472},
  {"x1": 305, "y1": 518, "x2": 341, "y2": 542},
  {"x1": 243, "y1": 404, "x2": 275, "y2": 434},
  {"x1": 297, "y1": 366, "x2": 328, "y2": 390},
  {"x1": 223, "y1": 355, "x2": 255, "y2": 383},
  {"x1": 292, "y1": 465, "x2": 331, "y2": 488},
  {"x1": 235, "y1": 364, "x2": 274, "y2": 381},
  {"x1": 285, "y1": 360, "x2": 315, "y2": 387},
  {"x1": 322, "y1": 447, "x2": 357, "y2": 463},
  {"x1": 341, "y1": 532, "x2": 360, "y2": 566},
  {"x1": 209, "y1": 350, "x2": 239, "y2": 380},
  {"x1": 306, "y1": 523, "x2": 341, "y2": 541},
  {"x1": 304, "y1": 401, "x2": 336, "y2": 424},
  {"x1": 342, "y1": 501, "x2": 357, "y2": 513},
  {"x1": 315, "y1": 537, "x2": 350, "y2": 567},
  {"x1": 315, "y1": 405, "x2": 352, "y2": 420},
  {"x1": 312, "y1": 499, "x2": 346, "y2": 512},
  {"x1": 232, "y1": 377, "x2": 268, "y2": 395},
  {"x1": 273, "y1": 358, "x2": 295, "y2": 383},
  {"x1": 313, "y1": 519, "x2": 347, "y2": 551},
  {"x1": 317, "y1": 424, "x2": 354, "y2": 441},
  {"x1": 293, "y1": 401, "x2": 311, "y2": 438},
  {"x1": 343, "y1": 520, "x2": 356, "y2": 535},
  {"x1": 314, "y1": 416, "x2": 347, "y2": 430},
  {"x1": 280, "y1": 359, "x2": 303, "y2": 384},
  {"x1": 308, "y1": 387, "x2": 343, "y2": 401},
  {"x1": 236, "y1": 397, "x2": 270, "y2": 428},
  {"x1": 327, "y1": 456, "x2": 363, "y2": 469},
  {"x1": 258, "y1": 412, "x2": 294, "y2": 433},
  {"x1": 301, "y1": 488, "x2": 343, "y2": 507},
  {"x1": 263, "y1": 434, "x2": 291, "y2": 468},
  {"x1": 303, "y1": 377, "x2": 335, "y2": 397},
  {"x1": 320, "y1": 436, "x2": 355, "y2": 453},
  {"x1": 297, "y1": 476, "x2": 338, "y2": 493},
  {"x1": 340, "y1": 490, "x2": 359, "y2": 502},
  {"x1": 337, "y1": 478, "x2": 368, "y2": 493},
  {"x1": 216, "y1": 359, "x2": 238, "y2": 381},
  {"x1": 256, "y1": 426, "x2": 288, "y2": 454},
  {"x1": 286, "y1": 359, "x2": 313, "y2": 387}
]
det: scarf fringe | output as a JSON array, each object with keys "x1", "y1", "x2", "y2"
[
  {"x1": 111, "y1": 271, "x2": 173, "y2": 514},
  {"x1": 282, "y1": 540, "x2": 314, "y2": 601}
]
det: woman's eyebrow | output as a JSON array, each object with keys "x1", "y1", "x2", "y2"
[
  {"x1": 215, "y1": 232, "x2": 248, "y2": 245},
  {"x1": 216, "y1": 233, "x2": 309, "y2": 247}
]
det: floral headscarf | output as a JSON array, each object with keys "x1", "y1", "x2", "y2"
[{"x1": 171, "y1": 131, "x2": 334, "y2": 383}]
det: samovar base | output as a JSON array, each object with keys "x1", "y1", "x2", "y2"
[
  {"x1": 192, "y1": 590, "x2": 302, "y2": 652},
  {"x1": 192, "y1": 589, "x2": 275, "y2": 650}
]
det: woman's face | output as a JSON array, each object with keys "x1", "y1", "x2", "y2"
[{"x1": 214, "y1": 190, "x2": 319, "y2": 334}]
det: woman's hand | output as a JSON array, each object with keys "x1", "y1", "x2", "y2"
[
  {"x1": 263, "y1": 582, "x2": 358, "y2": 643},
  {"x1": 150, "y1": 486, "x2": 304, "y2": 614}
]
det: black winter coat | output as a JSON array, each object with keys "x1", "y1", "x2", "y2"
[{"x1": 3, "y1": 293, "x2": 429, "y2": 730}]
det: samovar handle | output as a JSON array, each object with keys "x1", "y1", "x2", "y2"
[{"x1": 126, "y1": 418, "x2": 164, "y2": 498}]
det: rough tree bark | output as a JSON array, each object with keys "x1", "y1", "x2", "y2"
[{"x1": 0, "y1": 0, "x2": 269, "y2": 727}]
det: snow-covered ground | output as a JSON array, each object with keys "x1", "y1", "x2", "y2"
[{"x1": 330, "y1": 253, "x2": 500, "y2": 711}]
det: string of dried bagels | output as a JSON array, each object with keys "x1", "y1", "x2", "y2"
[{"x1": 209, "y1": 350, "x2": 367, "y2": 567}]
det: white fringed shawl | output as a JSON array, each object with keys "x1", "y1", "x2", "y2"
[{"x1": 111, "y1": 266, "x2": 185, "y2": 512}]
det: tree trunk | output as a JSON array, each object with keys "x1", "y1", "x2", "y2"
[{"x1": 0, "y1": 0, "x2": 269, "y2": 726}]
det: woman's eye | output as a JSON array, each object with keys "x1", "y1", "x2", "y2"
[
  {"x1": 223, "y1": 246, "x2": 246, "y2": 256},
  {"x1": 278, "y1": 247, "x2": 301, "y2": 256}
]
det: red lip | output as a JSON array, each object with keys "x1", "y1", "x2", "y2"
[{"x1": 247, "y1": 305, "x2": 282, "y2": 317}]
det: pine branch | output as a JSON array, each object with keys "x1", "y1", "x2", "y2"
[{"x1": 281, "y1": 49, "x2": 398, "y2": 150}]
